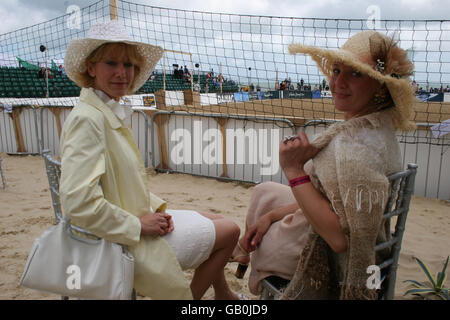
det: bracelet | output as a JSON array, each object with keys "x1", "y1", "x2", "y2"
[{"x1": 289, "y1": 175, "x2": 311, "y2": 187}]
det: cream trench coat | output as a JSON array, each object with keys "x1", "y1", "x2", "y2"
[{"x1": 59, "y1": 88, "x2": 193, "y2": 299}]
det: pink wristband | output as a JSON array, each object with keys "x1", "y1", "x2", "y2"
[{"x1": 289, "y1": 175, "x2": 311, "y2": 187}]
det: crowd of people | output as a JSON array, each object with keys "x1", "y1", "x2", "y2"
[
  {"x1": 275, "y1": 77, "x2": 330, "y2": 92},
  {"x1": 173, "y1": 64, "x2": 191, "y2": 82},
  {"x1": 412, "y1": 80, "x2": 450, "y2": 94},
  {"x1": 37, "y1": 64, "x2": 65, "y2": 79}
]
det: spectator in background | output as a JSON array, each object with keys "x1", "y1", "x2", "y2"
[
  {"x1": 47, "y1": 68, "x2": 54, "y2": 79},
  {"x1": 38, "y1": 67, "x2": 45, "y2": 79},
  {"x1": 313, "y1": 84, "x2": 319, "y2": 92},
  {"x1": 412, "y1": 80, "x2": 418, "y2": 93}
]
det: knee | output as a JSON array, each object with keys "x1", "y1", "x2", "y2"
[
  {"x1": 224, "y1": 219, "x2": 240, "y2": 245},
  {"x1": 214, "y1": 219, "x2": 240, "y2": 247},
  {"x1": 251, "y1": 181, "x2": 280, "y2": 204},
  {"x1": 228, "y1": 220, "x2": 240, "y2": 243},
  {"x1": 253, "y1": 181, "x2": 279, "y2": 196}
]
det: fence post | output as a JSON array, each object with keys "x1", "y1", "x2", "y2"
[
  {"x1": 9, "y1": 108, "x2": 26, "y2": 153},
  {"x1": 217, "y1": 117, "x2": 229, "y2": 178}
]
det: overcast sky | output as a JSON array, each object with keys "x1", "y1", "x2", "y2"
[
  {"x1": 1, "y1": 0, "x2": 450, "y2": 35},
  {"x1": 1, "y1": 0, "x2": 449, "y2": 87}
]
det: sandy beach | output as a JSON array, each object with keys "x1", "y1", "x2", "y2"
[{"x1": 0, "y1": 152, "x2": 448, "y2": 300}]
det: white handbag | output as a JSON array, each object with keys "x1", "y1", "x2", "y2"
[{"x1": 20, "y1": 218, "x2": 135, "y2": 300}]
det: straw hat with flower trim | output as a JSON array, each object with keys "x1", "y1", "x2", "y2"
[
  {"x1": 65, "y1": 20, "x2": 164, "y2": 94},
  {"x1": 289, "y1": 30, "x2": 416, "y2": 130}
]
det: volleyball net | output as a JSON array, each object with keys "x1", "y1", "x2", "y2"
[
  {"x1": 0, "y1": 1, "x2": 448, "y2": 120},
  {"x1": 0, "y1": 0, "x2": 449, "y2": 197}
]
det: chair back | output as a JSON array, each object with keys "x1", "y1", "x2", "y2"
[
  {"x1": 42, "y1": 150, "x2": 63, "y2": 222},
  {"x1": 260, "y1": 163, "x2": 418, "y2": 300},
  {"x1": 375, "y1": 163, "x2": 418, "y2": 300},
  {"x1": 42, "y1": 149, "x2": 100, "y2": 238}
]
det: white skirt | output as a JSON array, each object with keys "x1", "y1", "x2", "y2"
[{"x1": 162, "y1": 209, "x2": 216, "y2": 270}]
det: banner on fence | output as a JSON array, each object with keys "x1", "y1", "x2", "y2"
[
  {"x1": 217, "y1": 93, "x2": 234, "y2": 104},
  {"x1": 416, "y1": 92, "x2": 444, "y2": 102},
  {"x1": 142, "y1": 94, "x2": 156, "y2": 107},
  {"x1": 283, "y1": 90, "x2": 312, "y2": 99},
  {"x1": 234, "y1": 92, "x2": 249, "y2": 102}
]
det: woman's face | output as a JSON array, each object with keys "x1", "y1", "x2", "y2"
[
  {"x1": 87, "y1": 45, "x2": 135, "y2": 101},
  {"x1": 329, "y1": 60, "x2": 381, "y2": 120}
]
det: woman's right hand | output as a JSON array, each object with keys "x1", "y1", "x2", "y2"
[
  {"x1": 139, "y1": 212, "x2": 174, "y2": 236},
  {"x1": 242, "y1": 215, "x2": 272, "y2": 252}
]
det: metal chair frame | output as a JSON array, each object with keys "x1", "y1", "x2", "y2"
[
  {"x1": 0, "y1": 156, "x2": 6, "y2": 190},
  {"x1": 260, "y1": 163, "x2": 418, "y2": 300},
  {"x1": 42, "y1": 150, "x2": 137, "y2": 300}
]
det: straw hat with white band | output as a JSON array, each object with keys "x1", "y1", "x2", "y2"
[{"x1": 65, "y1": 20, "x2": 164, "y2": 94}]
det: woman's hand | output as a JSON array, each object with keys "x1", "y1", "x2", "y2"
[
  {"x1": 242, "y1": 215, "x2": 272, "y2": 252},
  {"x1": 279, "y1": 131, "x2": 320, "y2": 180},
  {"x1": 139, "y1": 211, "x2": 174, "y2": 236}
]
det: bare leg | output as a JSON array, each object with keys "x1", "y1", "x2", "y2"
[{"x1": 190, "y1": 218, "x2": 240, "y2": 300}]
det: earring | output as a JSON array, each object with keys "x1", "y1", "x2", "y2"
[
  {"x1": 373, "y1": 88, "x2": 389, "y2": 105},
  {"x1": 373, "y1": 92, "x2": 387, "y2": 104}
]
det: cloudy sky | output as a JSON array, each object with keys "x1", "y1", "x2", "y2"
[
  {"x1": 1, "y1": 0, "x2": 449, "y2": 87},
  {"x1": 1, "y1": 0, "x2": 450, "y2": 35}
]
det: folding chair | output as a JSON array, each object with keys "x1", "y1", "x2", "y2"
[
  {"x1": 42, "y1": 150, "x2": 137, "y2": 300},
  {"x1": 260, "y1": 163, "x2": 418, "y2": 300},
  {"x1": 0, "y1": 155, "x2": 6, "y2": 190}
]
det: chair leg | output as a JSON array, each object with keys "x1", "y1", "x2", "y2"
[
  {"x1": 0, "y1": 157, "x2": 6, "y2": 190},
  {"x1": 260, "y1": 287, "x2": 274, "y2": 300}
]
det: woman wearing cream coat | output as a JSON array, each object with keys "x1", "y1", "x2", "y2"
[{"x1": 60, "y1": 21, "x2": 241, "y2": 300}]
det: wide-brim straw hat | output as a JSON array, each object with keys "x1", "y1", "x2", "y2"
[
  {"x1": 65, "y1": 20, "x2": 164, "y2": 93},
  {"x1": 289, "y1": 30, "x2": 416, "y2": 130}
]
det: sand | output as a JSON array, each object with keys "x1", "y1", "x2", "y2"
[{"x1": 0, "y1": 152, "x2": 448, "y2": 300}]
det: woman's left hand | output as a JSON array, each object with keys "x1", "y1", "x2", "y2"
[{"x1": 279, "y1": 131, "x2": 319, "y2": 180}]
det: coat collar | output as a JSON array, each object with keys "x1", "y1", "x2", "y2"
[{"x1": 79, "y1": 88, "x2": 123, "y2": 129}]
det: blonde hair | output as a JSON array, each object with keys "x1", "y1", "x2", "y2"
[{"x1": 78, "y1": 42, "x2": 144, "y2": 94}]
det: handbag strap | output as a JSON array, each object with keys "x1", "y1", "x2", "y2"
[
  {"x1": 62, "y1": 217, "x2": 103, "y2": 245},
  {"x1": 62, "y1": 217, "x2": 131, "y2": 255}
]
